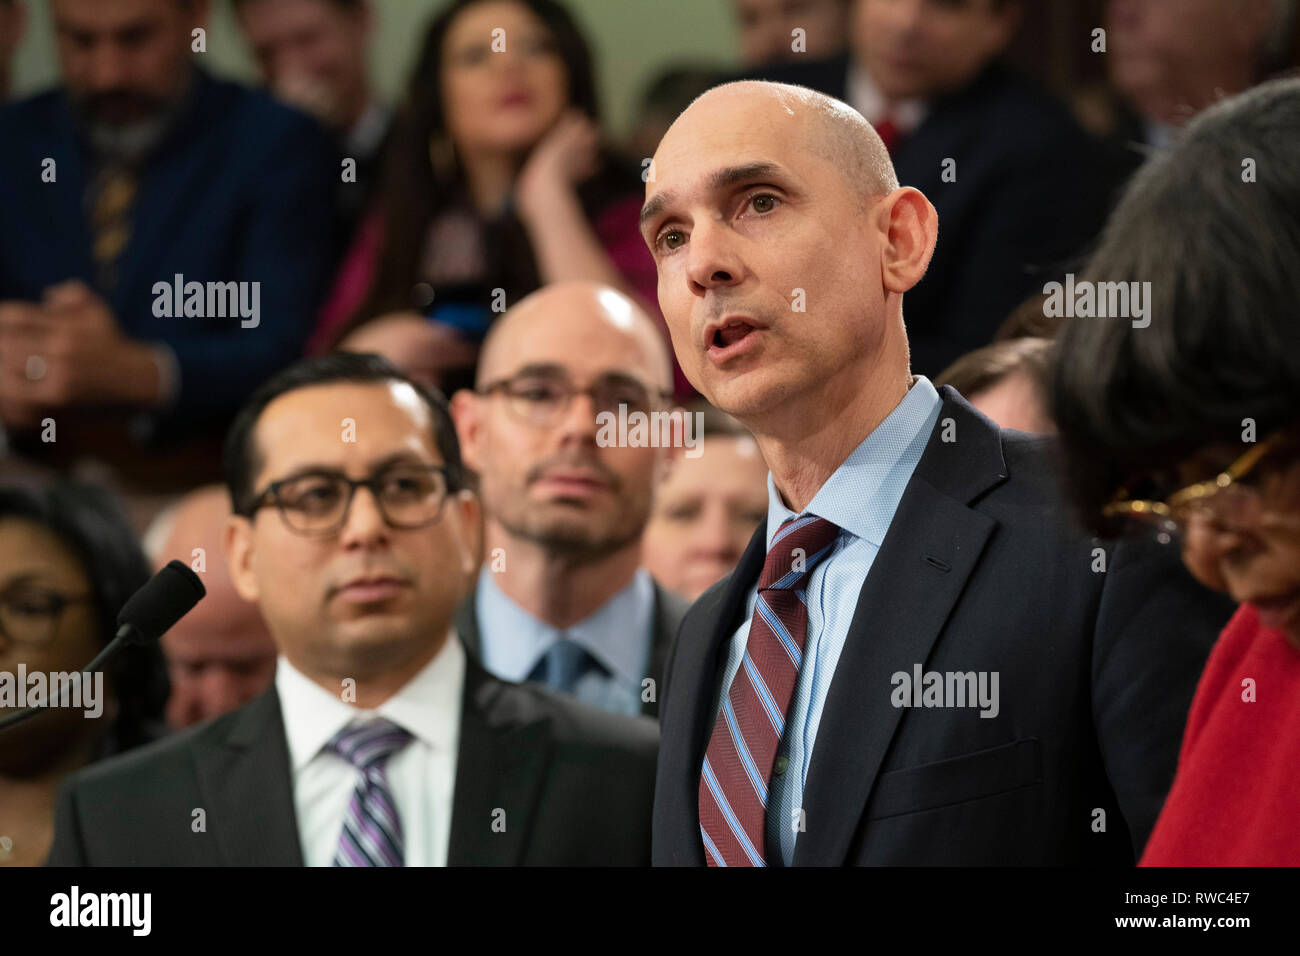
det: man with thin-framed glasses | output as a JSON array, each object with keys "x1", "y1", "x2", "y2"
[
  {"x1": 47, "y1": 352, "x2": 658, "y2": 866},
  {"x1": 450, "y1": 281, "x2": 689, "y2": 718}
]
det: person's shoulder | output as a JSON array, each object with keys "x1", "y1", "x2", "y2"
[
  {"x1": 65, "y1": 702, "x2": 249, "y2": 795},
  {"x1": 196, "y1": 68, "x2": 332, "y2": 149},
  {"x1": 488, "y1": 676, "x2": 658, "y2": 757},
  {"x1": 972, "y1": 61, "x2": 1093, "y2": 150},
  {"x1": 0, "y1": 87, "x2": 67, "y2": 137}
]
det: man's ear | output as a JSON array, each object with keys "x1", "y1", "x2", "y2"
[
  {"x1": 448, "y1": 489, "x2": 483, "y2": 578},
  {"x1": 449, "y1": 389, "x2": 484, "y2": 473},
  {"x1": 878, "y1": 186, "x2": 938, "y2": 295},
  {"x1": 224, "y1": 515, "x2": 260, "y2": 603}
]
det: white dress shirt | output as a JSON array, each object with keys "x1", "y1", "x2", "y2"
[{"x1": 274, "y1": 633, "x2": 465, "y2": 867}]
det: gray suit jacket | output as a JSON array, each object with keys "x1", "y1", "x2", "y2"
[
  {"x1": 455, "y1": 580, "x2": 688, "y2": 718},
  {"x1": 47, "y1": 655, "x2": 658, "y2": 866}
]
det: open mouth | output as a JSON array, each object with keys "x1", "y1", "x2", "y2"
[{"x1": 713, "y1": 321, "x2": 755, "y2": 349}]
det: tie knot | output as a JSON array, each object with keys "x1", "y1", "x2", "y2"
[
  {"x1": 528, "y1": 638, "x2": 602, "y2": 691},
  {"x1": 759, "y1": 515, "x2": 840, "y2": 591},
  {"x1": 327, "y1": 718, "x2": 411, "y2": 771}
]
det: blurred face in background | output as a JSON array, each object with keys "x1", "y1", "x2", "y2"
[
  {"x1": 1171, "y1": 433, "x2": 1300, "y2": 646},
  {"x1": 440, "y1": 0, "x2": 570, "y2": 157},
  {"x1": 237, "y1": 0, "x2": 372, "y2": 131},
  {"x1": 0, "y1": 0, "x2": 27, "y2": 100},
  {"x1": 642, "y1": 434, "x2": 769, "y2": 601},
  {"x1": 1106, "y1": 0, "x2": 1273, "y2": 125},
  {"x1": 154, "y1": 489, "x2": 277, "y2": 730},
  {"x1": 225, "y1": 382, "x2": 480, "y2": 685},
  {"x1": 733, "y1": 0, "x2": 849, "y2": 66},
  {"x1": 0, "y1": 519, "x2": 110, "y2": 777},
  {"x1": 52, "y1": 0, "x2": 204, "y2": 128},
  {"x1": 854, "y1": 0, "x2": 1019, "y2": 102},
  {"x1": 454, "y1": 286, "x2": 671, "y2": 561}
]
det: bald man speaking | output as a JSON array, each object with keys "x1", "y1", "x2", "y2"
[
  {"x1": 450, "y1": 282, "x2": 688, "y2": 717},
  {"x1": 641, "y1": 82, "x2": 1233, "y2": 866}
]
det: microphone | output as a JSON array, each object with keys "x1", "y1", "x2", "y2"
[{"x1": 0, "y1": 560, "x2": 206, "y2": 732}]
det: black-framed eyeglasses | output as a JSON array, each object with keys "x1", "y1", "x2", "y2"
[
  {"x1": 0, "y1": 586, "x2": 95, "y2": 646},
  {"x1": 477, "y1": 371, "x2": 672, "y2": 427},
  {"x1": 242, "y1": 465, "x2": 453, "y2": 536}
]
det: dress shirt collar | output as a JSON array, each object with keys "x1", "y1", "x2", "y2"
[
  {"x1": 275, "y1": 631, "x2": 465, "y2": 773},
  {"x1": 847, "y1": 58, "x2": 928, "y2": 135},
  {"x1": 764, "y1": 375, "x2": 943, "y2": 549},
  {"x1": 475, "y1": 566, "x2": 655, "y2": 687}
]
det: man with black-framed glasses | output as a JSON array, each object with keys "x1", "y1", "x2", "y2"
[
  {"x1": 450, "y1": 282, "x2": 689, "y2": 718},
  {"x1": 47, "y1": 352, "x2": 658, "y2": 866}
]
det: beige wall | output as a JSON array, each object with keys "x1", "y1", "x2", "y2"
[{"x1": 10, "y1": 0, "x2": 741, "y2": 137}]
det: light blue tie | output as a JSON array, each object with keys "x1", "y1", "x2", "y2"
[{"x1": 527, "y1": 637, "x2": 598, "y2": 693}]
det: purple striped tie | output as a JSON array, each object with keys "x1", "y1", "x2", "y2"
[
  {"x1": 328, "y1": 718, "x2": 412, "y2": 867},
  {"x1": 699, "y1": 515, "x2": 841, "y2": 866}
]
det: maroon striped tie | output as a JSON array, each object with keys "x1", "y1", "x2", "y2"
[{"x1": 699, "y1": 515, "x2": 841, "y2": 866}]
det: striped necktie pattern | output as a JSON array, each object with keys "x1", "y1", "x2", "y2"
[{"x1": 328, "y1": 718, "x2": 412, "y2": 867}]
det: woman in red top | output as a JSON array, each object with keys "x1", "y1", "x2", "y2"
[{"x1": 1050, "y1": 78, "x2": 1300, "y2": 866}]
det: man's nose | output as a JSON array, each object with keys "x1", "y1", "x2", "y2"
[
  {"x1": 338, "y1": 485, "x2": 391, "y2": 545},
  {"x1": 86, "y1": 42, "x2": 132, "y2": 91},
  {"x1": 685, "y1": 219, "x2": 746, "y2": 295},
  {"x1": 554, "y1": 389, "x2": 601, "y2": 447}
]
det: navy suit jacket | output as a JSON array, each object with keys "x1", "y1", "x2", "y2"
[
  {"x1": 748, "y1": 56, "x2": 1122, "y2": 374},
  {"x1": 0, "y1": 65, "x2": 337, "y2": 440},
  {"x1": 652, "y1": 387, "x2": 1235, "y2": 865}
]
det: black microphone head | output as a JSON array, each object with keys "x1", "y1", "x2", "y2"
[{"x1": 116, "y1": 559, "x2": 206, "y2": 645}]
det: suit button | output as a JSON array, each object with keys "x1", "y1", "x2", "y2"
[{"x1": 774, "y1": 756, "x2": 789, "y2": 775}]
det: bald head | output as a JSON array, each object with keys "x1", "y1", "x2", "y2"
[
  {"x1": 476, "y1": 281, "x2": 673, "y2": 392},
  {"x1": 147, "y1": 485, "x2": 277, "y2": 730},
  {"x1": 654, "y1": 81, "x2": 898, "y2": 214}
]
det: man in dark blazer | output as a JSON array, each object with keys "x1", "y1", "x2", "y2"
[
  {"x1": 639, "y1": 80, "x2": 1232, "y2": 866},
  {"x1": 450, "y1": 282, "x2": 688, "y2": 719},
  {"x1": 747, "y1": 0, "x2": 1119, "y2": 376},
  {"x1": 0, "y1": 0, "x2": 335, "y2": 477},
  {"x1": 48, "y1": 353, "x2": 656, "y2": 866}
]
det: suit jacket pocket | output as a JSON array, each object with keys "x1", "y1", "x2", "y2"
[{"x1": 866, "y1": 738, "x2": 1042, "y2": 820}]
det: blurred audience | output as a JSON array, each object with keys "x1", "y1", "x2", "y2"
[
  {"x1": 1050, "y1": 78, "x2": 1300, "y2": 866},
  {"x1": 1095, "y1": 0, "x2": 1294, "y2": 150},
  {"x1": 314, "y1": 0, "x2": 675, "y2": 396},
  {"x1": 0, "y1": 0, "x2": 25, "y2": 103},
  {"x1": 0, "y1": 480, "x2": 168, "y2": 866},
  {"x1": 449, "y1": 282, "x2": 687, "y2": 716},
  {"x1": 936, "y1": 336, "x2": 1053, "y2": 433},
  {"x1": 751, "y1": 0, "x2": 1117, "y2": 375},
  {"x1": 0, "y1": 0, "x2": 336, "y2": 491},
  {"x1": 642, "y1": 404, "x2": 768, "y2": 601},
  {"x1": 144, "y1": 484, "x2": 276, "y2": 730},
  {"x1": 623, "y1": 64, "x2": 729, "y2": 170},
  {"x1": 233, "y1": 0, "x2": 389, "y2": 258},
  {"x1": 47, "y1": 352, "x2": 658, "y2": 865},
  {"x1": 731, "y1": 0, "x2": 849, "y2": 66}
]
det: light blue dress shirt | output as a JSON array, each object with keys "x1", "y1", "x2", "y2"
[
  {"x1": 711, "y1": 376, "x2": 943, "y2": 865},
  {"x1": 476, "y1": 566, "x2": 655, "y2": 716}
]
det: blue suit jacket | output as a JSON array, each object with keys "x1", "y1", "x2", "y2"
[
  {"x1": 0, "y1": 65, "x2": 337, "y2": 439},
  {"x1": 747, "y1": 56, "x2": 1123, "y2": 375}
]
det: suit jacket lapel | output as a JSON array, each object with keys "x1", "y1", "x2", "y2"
[
  {"x1": 792, "y1": 388, "x2": 1007, "y2": 865},
  {"x1": 193, "y1": 687, "x2": 304, "y2": 865},
  {"x1": 446, "y1": 657, "x2": 553, "y2": 865},
  {"x1": 645, "y1": 584, "x2": 687, "y2": 717},
  {"x1": 662, "y1": 525, "x2": 768, "y2": 865}
]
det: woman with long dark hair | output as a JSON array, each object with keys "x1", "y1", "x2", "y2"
[
  {"x1": 312, "y1": 0, "x2": 674, "y2": 395},
  {"x1": 0, "y1": 480, "x2": 168, "y2": 865},
  {"x1": 1050, "y1": 77, "x2": 1300, "y2": 865}
]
